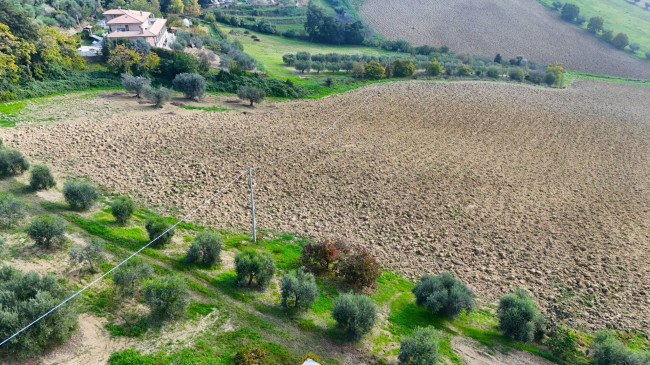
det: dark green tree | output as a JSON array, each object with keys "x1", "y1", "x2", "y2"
[
  {"x1": 143, "y1": 275, "x2": 189, "y2": 320},
  {"x1": 183, "y1": 231, "x2": 222, "y2": 267},
  {"x1": 112, "y1": 257, "x2": 153, "y2": 294},
  {"x1": 63, "y1": 181, "x2": 99, "y2": 210},
  {"x1": 25, "y1": 215, "x2": 66, "y2": 248},
  {"x1": 497, "y1": 288, "x2": 545, "y2": 342},
  {"x1": 587, "y1": 16, "x2": 604, "y2": 34},
  {"x1": 111, "y1": 196, "x2": 135, "y2": 225},
  {"x1": 234, "y1": 250, "x2": 275, "y2": 288},
  {"x1": 280, "y1": 267, "x2": 318, "y2": 309},
  {"x1": 145, "y1": 217, "x2": 175, "y2": 246},
  {"x1": 331, "y1": 293, "x2": 376, "y2": 340},
  {"x1": 398, "y1": 327, "x2": 440, "y2": 365},
  {"x1": 412, "y1": 272, "x2": 475, "y2": 318},
  {"x1": 29, "y1": 165, "x2": 56, "y2": 190},
  {"x1": 561, "y1": 3, "x2": 580, "y2": 22}
]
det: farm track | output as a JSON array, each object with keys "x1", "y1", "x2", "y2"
[
  {"x1": 359, "y1": 0, "x2": 650, "y2": 79},
  {"x1": 2, "y1": 80, "x2": 649, "y2": 333}
]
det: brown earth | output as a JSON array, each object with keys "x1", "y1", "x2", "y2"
[
  {"x1": 359, "y1": 0, "x2": 650, "y2": 79},
  {"x1": 2, "y1": 80, "x2": 649, "y2": 334}
]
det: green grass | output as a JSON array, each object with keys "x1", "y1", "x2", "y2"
[
  {"x1": 106, "y1": 318, "x2": 149, "y2": 337},
  {"x1": 565, "y1": 71, "x2": 650, "y2": 87},
  {"x1": 180, "y1": 105, "x2": 231, "y2": 112},
  {"x1": 537, "y1": 0, "x2": 650, "y2": 59}
]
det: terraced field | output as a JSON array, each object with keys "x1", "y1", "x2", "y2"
[
  {"x1": 359, "y1": 0, "x2": 650, "y2": 79},
  {"x1": 2, "y1": 79, "x2": 649, "y2": 335}
]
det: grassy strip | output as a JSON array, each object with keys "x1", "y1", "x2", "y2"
[
  {"x1": 180, "y1": 105, "x2": 231, "y2": 112},
  {"x1": 565, "y1": 71, "x2": 650, "y2": 88}
]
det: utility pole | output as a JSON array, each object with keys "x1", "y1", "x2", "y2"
[{"x1": 247, "y1": 166, "x2": 256, "y2": 243}]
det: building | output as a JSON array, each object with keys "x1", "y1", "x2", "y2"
[{"x1": 103, "y1": 8, "x2": 169, "y2": 48}]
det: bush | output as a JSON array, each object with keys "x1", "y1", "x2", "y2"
[
  {"x1": 561, "y1": 3, "x2": 580, "y2": 22},
  {"x1": 237, "y1": 86, "x2": 266, "y2": 106},
  {"x1": 426, "y1": 59, "x2": 443, "y2": 76},
  {"x1": 282, "y1": 53, "x2": 295, "y2": 65},
  {"x1": 0, "y1": 266, "x2": 77, "y2": 359},
  {"x1": 545, "y1": 72, "x2": 557, "y2": 86},
  {"x1": 497, "y1": 288, "x2": 545, "y2": 342},
  {"x1": 294, "y1": 60, "x2": 311, "y2": 73},
  {"x1": 392, "y1": 59, "x2": 415, "y2": 77},
  {"x1": 456, "y1": 64, "x2": 474, "y2": 76},
  {"x1": 111, "y1": 196, "x2": 135, "y2": 225},
  {"x1": 63, "y1": 181, "x2": 99, "y2": 210},
  {"x1": 338, "y1": 247, "x2": 380, "y2": 290},
  {"x1": 280, "y1": 267, "x2": 318, "y2": 309},
  {"x1": 398, "y1": 327, "x2": 440, "y2": 365},
  {"x1": 0, "y1": 194, "x2": 25, "y2": 227},
  {"x1": 486, "y1": 67, "x2": 501, "y2": 78},
  {"x1": 601, "y1": 29, "x2": 614, "y2": 42},
  {"x1": 612, "y1": 33, "x2": 629, "y2": 50},
  {"x1": 0, "y1": 148, "x2": 29, "y2": 177},
  {"x1": 546, "y1": 327, "x2": 579, "y2": 363},
  {"x1": 121, "y1": 73, "x2": 150, "y2": 98},
  {"x1": 143, "y1": 275, "x2": 190, "y2": 320},
  {"x1": 629, "y1": 43, "x2": 640, "y2": 53},
  {"x1": 183, "y1": 231, "x2": 222, "y2": 267},
  {"x1": 646, "y1": 51, "x2": 650, "y2": 60},
  {"x1": 29, "y1": 165, "x2": 56, "y2": 190},
  {"x1": 526, "y1": 70, "x2": 546, "y2": 84},
  {"x1": 587, "y1": 16, "x2": 604, "y2": 34},
  {"x1": 235, "y1": 250, "x2": 275, "y2": 288},
  {"x1": 112, "y1": 257, "x2": 153, "y2": 294},
  {"x1": 143, "y1": 86, "x2": 172, "y2": 108},
  {"x1": 331, "y1": 293, "x2": 376, "y2": 340},
  {"x1": 25, "y1": 214, "x2": 66, "y2": 248},
  {"x1": 552, "y1": 1, "x2": 563, "y2": 10},
  {"x1": 364, "y1": 60, "x2": 386, "y2": 80},
  {"x1": 145, "y1": 217, "x2": 175, "y2": 246},
  {"x1": 509, "y1": 68, "x2": 525, "y2": 81},
  {"x1": 353, "y1": 61, "x2": 365, "y2": 78},
  {"x1": 590, "y1": 330, "x2": 649, "y2": 365},
  {"x1": 68, "y1": 238, "x2": 106, "y2": 272},
  {"x1": 172, "y1": 73, "x2": 206, "y2": 101},
  {"x1": 296, "y1": 51, "x2": 311, "y2": 61},
  {"x1": 234, "y1": 347, "x2": 267, "y2": 365},
  {"x1": 412, "y1": 272, "x2": 475, "y2": 318},
  {"x1": 301, "y1": 237, "x2": 349, "y2": 273}
]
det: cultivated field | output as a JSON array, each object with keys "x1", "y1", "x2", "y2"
[
  {"x1": 2, "y1": 80, "x2": 649, "y2": 335},
  {"x1": 359, "y1": 0, "x2": 650, "y2": 79}
]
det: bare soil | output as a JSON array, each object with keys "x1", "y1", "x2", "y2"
[
  {"x1": 359, "y1": 0, "x2": 650, "y2": 79},
  {"x1": 2, "y1": 81, "x2": 649, "y2": 334}
]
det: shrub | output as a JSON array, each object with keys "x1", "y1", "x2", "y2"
[
  {"x1": 552, "y1": 1, "x2": 563, "y2": 10},
  {"x1": 121, "y1": 73, "x2": 150, "y2": 98},
  {"x1": 338, "y1": 247, "x2": 380, "y2": 289},
  {"x1": 364, "y1": 60, "x2": 386, "y2": 80},
  {"x1": 612, "y1": 33, "x2": 629, "y2": 50},
  {"x1": 392, "y1": 59, "x2": 415, "y2": 77},
  {"x1": 301, "y1": 237, "x2": 349, "y2": 273},
  {"x1": 590, "y1": 330, "x2": 649, "y2": 365},
  {"x1": 576, "y1": 15, "x2": 586, "y2": 25},
  {"x1": 25, "y1": 214, "x2": 66, "y2": 248},
  {"x1": 145, "y1": 217, "x2": 175, "y2": 246},
  {"x1": 497, "y1": 288, "x2": 545, "y2": 342},
  {"x1": 587, "y1": 16, "x2": 604, "y2": 34},
  {"x1": 561, "y1": 3, "x2": 580, "y2": 22},
  {"x1": 282, "y1": 53, "x2": 295, "y2": 65},
  {"x1": 237, "y1": 86, "x2": 266, "y2": 106},
  {"x1": 646, "y1": 51, "x2": 650, "y2": 60},
  {"x1": 29, "y1": 165, "x2": 56, "y2": 190},
  {"x1": 0, "y1": 194, "x2": 25, "y2": 227},
  {"x1": 426, "y1": 59, "x2": 443, "y2": 76},
  {"x1": 296, "y1": 51, "x2": 311, "y2": 61},
  {"x1": 143, "y1": 86, "x2": 172, "y2": 108},
  {"x1": 494, "y1": 53, "x2": 502, "y2": 63},
  {"x1": 509, "y1": 68, "x2": 525, "y2": 81},
  {"x1": 68, "y1": 238, "x2": 106, "y2": 272},
  {"x1": 112, "y1": 257, "x2": 153, "y2": 294},
  {"x1": 111, "y1": 196, "x2": 135, "y2": 225},
  {"x1": 172, "y1": 73, "x2": 206, "y2": 101},
  {"x1": 331, "y1": 293, "x2": 376, "y2": 340},
  {"x1": 63, "y1": 181, "x2": 99, "y2": 210},
  {"x1": 546, "y1": 327, "x2": 579, "y2": 363},
  {"x1": 545, "y1": 72, "x2": 557, "y2": 86},
  {"x1": 143, "y1": 275, "x2": 190, "y2": 320},
  {"x1": 526, "y1": 70, "x2": 546, "y2": 84},
  {"x1": 546, "y1": 62, "x2": 564, "y2": 86},
  {"x1": 183, "y1": 231, "x2": 222, "y2": 267},
  {"x1": 601, "y1": 29, "x2": 614, "y2": 42},
  {"x1": 456, "y1": 64, "x2": 474, "y2": 76},
  {"x1": 0, "y1": 266, "x2": 77, "y2": 359},
  {"x1": 235, "y1": 250, "x2": 275, "y2": 288},
  {"x1": 280, "y1": 267, "x2": 318, "y2": 309},
  {"x1": 0, "y1": 148, "x2": 29, "y2": 177},
  {"x1": 352, "y1": 61, "x2": 365, "y2": 78},
  {"x1": 486, "y1": 67, "x2": 501, "y2": 78},
  {"x1": 412, "y1": 272, "x2": 475, "y2": 318},
  {"x1": 629, "y1": 43, "x2": 640, "y2": 53},
  {"x1": 398, "y1": 327, "x2": 440, "y2": 365},
  {"x1": 234, "y1": 347, "x2": 267, "y2": 365}
]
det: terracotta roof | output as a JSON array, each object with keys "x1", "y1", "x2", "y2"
[
  {"x1": 148, "y1": 18, "x2": 167, "y2": 36},
  {"x1": 104, "y1": 9, "x2": 151, "y2": 25}
]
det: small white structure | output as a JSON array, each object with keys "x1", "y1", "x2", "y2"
[
  {"x1": 301, "y1": 359, "x2": 320, "y2": 365},
  {"x1": 77, "y1": 45, "x2": 102, "y2": 57},
  {"x1": 181, "y1": 18, "x2": 191, "y2": 27}
]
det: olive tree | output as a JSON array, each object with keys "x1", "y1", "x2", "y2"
[
  {"x1": 25, "y1": 215, "x2": 66, "y2": 248},
  {"x1": 280, "y1": 267, "x2": 318, "y2": 309},
  {"x1": 172, "y1": 73, "x2": 206, "y2": 101},
  {"x1": 412, "y1": 272, "x2": 475, "y2": 318},
  {"x1": 29, "y1": 165, "x2": 56, "y2": 190},
  {"x1": 183, "y1": 231, "x2": 222, "y2": 267},
  {"x1": 234, "y1": 250, "x2": 275, "y2": 288},
  {"x1": 145, "y1": 216, "x2": 175, "y2": 246},
  {"x1": 497, "y1": 288, "x2": 545, "y2": 342},
  {"x1": 0, "y1": 266, "x2": 77, "y2": 359},
  {"x1": 143, "y1": 275, "x2": 190, "y2": 320},
  {"x1": 331, "y1": 293, "x2": 377, "y2": 340},
  {"x1": 112, "y1": 257, "x2": 153, "y2": 294},
  {"x1": 0, "y1": 194, "x2": 25, "y2": 227},
  {"x1": 591, "y1": 330, "x2": 650, "y2": 365},
  {"x1": 111, "y1": 196, "x2": 135, "y2": 225},
  {"x1": 63, "y1": 181, "x2": 99, "y2": 210},
  {"x1": 143, "y1": 86, "x2": 172, "y2": 108},
  {"x1": 121, "y1": 73, "x2": 151, "y2": 98},
  {"x1": 68, "y1": 238, "x2": 106, "y2": 272},
  {"x1": 398, "y1": 327, "x2": 440, "y2": 365},
  {"x1": 0, "y1": 148, "x2": 29, "y2": 177},
  {"x1": 237, "y1": 86, "x2": 266, "y2": 107}
]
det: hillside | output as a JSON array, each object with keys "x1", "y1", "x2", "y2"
[{"x1": 359, "y1": 0, "x2": 650, "y2": 79}]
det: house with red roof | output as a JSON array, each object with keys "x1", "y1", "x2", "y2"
[{"x1": 103, "y1": 8, "x2": 169, "y2": 48}]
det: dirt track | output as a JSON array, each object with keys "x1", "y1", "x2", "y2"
[
  {"x1": 359, "y1": 0, "x2": 650, "y2": 79},
  {"x1": 2, "y1": 80, "x2": 649, "y2": 333}
]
